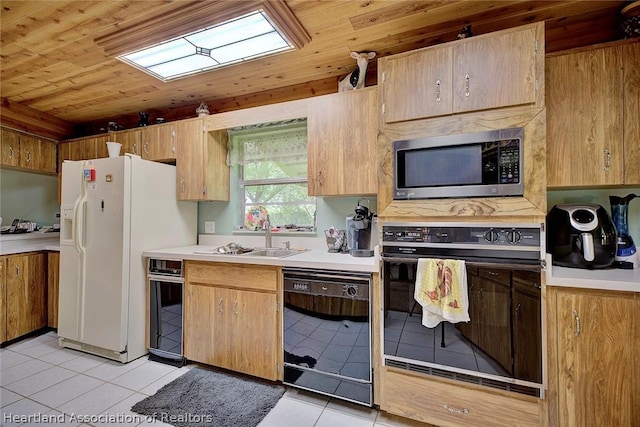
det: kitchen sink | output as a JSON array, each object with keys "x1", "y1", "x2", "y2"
[{"x1": 242, "y1": 248, "x2": 307, "y2": 258}]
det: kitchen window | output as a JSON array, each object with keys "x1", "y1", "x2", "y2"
[{"x1": 230, "y1": 119, "x2": 316, "y2": 231}]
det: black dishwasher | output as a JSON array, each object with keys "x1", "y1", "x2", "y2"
[{"x1": 282, "y1": 267, "x2": 372, "y2": 406}]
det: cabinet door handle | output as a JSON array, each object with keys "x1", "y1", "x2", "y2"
[
  {"x1": 464, "y1": 74, "x2": 470, "y2": 97},
  {"x1": 573, "y1": 309, "x2": 580, "y2": 336},
  {"x1": 26, "y1": 150, "x2": 32, "y2": 163},
  {"x1": 218, "y1": 297, "x2": 223, "y2": 313},
  {"x1": 487, "y1": 271, "x2": 499, "y2": 276},
  {"x1": 515, "y1": 303, "x2": 521, "y2": 321},
  {"x1": 15, "y1": 265, "x2": 20, "y2": 277},
  {"x1": 603, "y1": 149, "x2": 611, "y2": 171},
  {"x1": 232, "y1": 300, "x2": 238, "y2": 316},
  {"x1": 436, "y1": 79, "x2": 441, "y2": 102},
  {"x1": 9, "y1": 146, "x2": 14, "y2": 159},
  {"x1": 132, "y1": 143, "x2": 137, "y2": 155},
  {"x1": 478, "y1": 288, "x2": 483, "y2": 300},
  {"x1": 443, "y1": 404, "x2": 470, "y2": 414},
  {"x1": 143, "y1": 143, "x2": 149, "y2": 154},
  {"x1": 180, "y1": 179, "x2": 185, "y2": 193}
]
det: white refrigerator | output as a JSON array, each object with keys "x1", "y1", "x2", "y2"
[{"x1": 58, "y1": 154, "x2": 197, "y2": 363}]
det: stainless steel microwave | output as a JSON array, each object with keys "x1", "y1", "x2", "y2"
[{"x1": 393, "y1": 127, "x2": 524, "y2": 200}]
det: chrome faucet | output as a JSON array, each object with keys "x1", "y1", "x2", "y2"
[{"x1": 263, "y1": 215, "x2": 272, "y2": 248}]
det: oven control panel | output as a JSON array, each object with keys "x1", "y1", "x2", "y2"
[{"x1": 382, "y1": 225, "x2": 541, "y2": 246}]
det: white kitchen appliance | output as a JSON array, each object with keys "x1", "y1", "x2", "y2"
[{"x1": 58, "y1": 154, "x2": 197, "y2": 363}]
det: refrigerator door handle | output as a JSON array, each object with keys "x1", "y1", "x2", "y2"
[
  {"x1": 71, "y1": 196, "x2": 82, "y2": 251},
  {"x1": 77, "y1": 197, "x2": 87, "y2": 253}
]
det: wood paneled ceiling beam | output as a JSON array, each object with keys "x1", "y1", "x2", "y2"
[{"x1": 0, "y1": 98, "x2": 74, "y2": 140}]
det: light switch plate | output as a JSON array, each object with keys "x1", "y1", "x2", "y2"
[{"x1": 204, "y1": 221, "x2": 215, "y2": 234}]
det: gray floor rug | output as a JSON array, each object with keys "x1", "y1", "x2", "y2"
[{"x1": 131, "y1": 366, "x2": 285, "y2": 427}]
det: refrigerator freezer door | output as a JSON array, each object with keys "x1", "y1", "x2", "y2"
[{"x1": 58, "y1": 160, "x2": 86, "y2": 342}]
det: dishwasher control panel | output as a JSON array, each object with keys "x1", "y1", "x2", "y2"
[{"x1": 148, "y1": 258, "x2": 183, "y2": 277}]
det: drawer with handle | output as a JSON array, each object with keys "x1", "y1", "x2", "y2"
[{"x1": 382, "y1": 368, "x2": 540, "y2": 427}]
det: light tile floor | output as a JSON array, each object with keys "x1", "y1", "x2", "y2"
[{"x1": 1, "y1": 332, "x2": 431, "y2": 427}]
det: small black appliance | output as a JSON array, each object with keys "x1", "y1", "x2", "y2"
[
  {"x1": 546, "y1": 204, "x2": 617, "y2": 269},
  {"x1": 346, "y1": 199, "x2": 374, "y2": 257}
]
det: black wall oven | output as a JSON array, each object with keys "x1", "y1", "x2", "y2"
[{"x1": 381, "y1": 222, "x2": 544, "y2": 397}]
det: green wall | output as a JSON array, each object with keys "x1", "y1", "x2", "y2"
[
  {"x1": 198, "y1": 195, "x2": 377, "y2": 235},
  {"x1": 0, "y1": 169, "x2": 59, "y2": 227}
]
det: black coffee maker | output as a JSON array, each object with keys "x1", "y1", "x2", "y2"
[
  {"x1": 546, "y1": 203, "x2": 617, "y2": 269},
  {"x1": 346, "y1": 199, "x2": 374, "y2": 257}
]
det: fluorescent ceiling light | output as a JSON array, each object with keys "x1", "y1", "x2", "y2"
[{"x1": 119, "y1": 11, "x2": 294, "y2": 81}]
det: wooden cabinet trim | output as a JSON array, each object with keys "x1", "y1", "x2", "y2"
[{"x1": 377, "y1": 105, "x2": 546, "y2": 221}]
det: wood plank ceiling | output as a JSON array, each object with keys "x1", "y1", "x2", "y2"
[{"x1": 0, "y1": 0, "x2": 633, "y2": 139}]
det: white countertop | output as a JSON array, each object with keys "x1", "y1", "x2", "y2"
[
  {"x1": 0, "y1": 233, "x2": 60, "y2": 255},
  {"x1": 545, "y1": 254, "x2": 639, "y2": 293},
  {"x1": 143, "y1": 245, "x2": 378, "y2": 273}
]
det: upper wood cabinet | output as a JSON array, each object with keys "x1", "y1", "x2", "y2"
[
  {"x1": 0, "y1": 128, "x2": 20, "y2": 167},
  {"x1": 39, "y1": 140, "x2": 57, "y2": 174},
  {"x1": 547, "y1": 287, "x2": 639, "y2": 426},
  {"x1": 175, "y1": 118, "x2": 229, "y2": 201},
  {"x1": 307, "y1": 87, "x2": 378, "y2": 196},
  {"x1": 546, "y1": 41, "x2": 640, "y2": 187},
  {"x1": 380, "y1": 46, "x2": 453, "y2": 123},
  {"x1": 0, "y1": 128, "x2": 57, "y2": 174},
  {"x1": 139, "y1": 123, "x2": 176, "y2": 162},
  {"x1": 379, "y1": 22, "x2": 543, "y2": 125},
  {"x1": 58, "y1": 134, "x2": 109, "y2": 167},
  {"x1": 18, "y1": 134, "x2": 39, "y2": 171},
  {"x1": 110, "y1": 128, "x2": 141, "y2": 157}
]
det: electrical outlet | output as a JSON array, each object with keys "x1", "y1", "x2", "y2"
[{"x1": 204, "y1": 221, "x2": 216, "y2": 234}]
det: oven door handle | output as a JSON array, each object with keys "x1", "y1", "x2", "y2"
[{"x1": 381, "y1": 255, "x2": 542, "y2": 271}]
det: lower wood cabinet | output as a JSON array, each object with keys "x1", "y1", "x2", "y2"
[
  {"x1": 0, "y1": 252, "x2": 47, "y2": 343},
  {"x1": 183, "y1": 262, "x2": 281, "y2": 380},
  {"x1": 547, "y1": 287, "x2": 639, "y2": 427},
  {"x1": 47, "y1": 252, "x2": 60, "y2": 328},
  {"x1": 381, "y1": 368, "x2": 540, "y2": 427}
]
